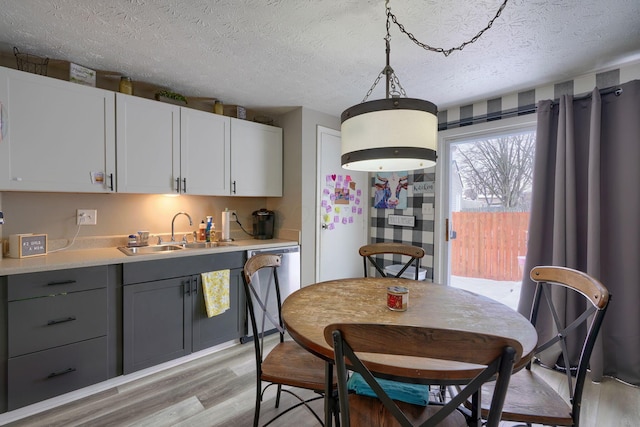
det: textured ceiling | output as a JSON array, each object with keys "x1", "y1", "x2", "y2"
[{"x1": 0, "y1": 0, "x2": 639, "y2": 116}]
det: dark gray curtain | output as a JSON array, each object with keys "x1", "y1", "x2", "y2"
[{"x1": 518, "y1": 79, "x2": 640, "y2": 386}]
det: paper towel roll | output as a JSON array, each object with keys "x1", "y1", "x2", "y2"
[{"x1": 221, "y1": 210, "x2": 232, "y2": 241}]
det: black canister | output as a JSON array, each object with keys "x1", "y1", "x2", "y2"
[{"x1": 252, "y1": 209, "x2": 274, "y2": 239}]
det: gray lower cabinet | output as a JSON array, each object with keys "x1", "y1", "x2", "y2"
[
  {"x1": 1, "y1": 265, "x2": 121, "y2": 412},
  {"x1": 122, "y1": 251, "x2": 245, "y2": 374},
  {"x1": 193, "y1": 267, "x2": 244, "y2": 351}
]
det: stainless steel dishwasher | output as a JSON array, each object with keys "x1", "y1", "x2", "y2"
[{"x1": 240, "y1": 245, "x2": 301, "y2": 343}]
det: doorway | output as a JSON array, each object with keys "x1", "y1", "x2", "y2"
[{"x1": 436, "y1": 116, "x2": 536, "y2": 310}]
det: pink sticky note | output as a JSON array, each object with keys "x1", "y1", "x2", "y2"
[
  {"x1": 358, "y1": 208, "x2": 363, "y2": 215},
  {"x1": 349, "y1": 216, "x2": 354, "y2": 224},
  {"x1": 323, "y1": 188, "x2": 330, "y2": 195},
  {"x1": 355, "y1": 198, "x2": 360, "y2": 205},
  {"x1": 321, "y1": 200, "x2": 327, "y2": 207},
  {"x1": 346, "y1": 175, "x2": 352, "y2": 182},
  {"x1": 357, "y1": 189, "x2": 362, "y2": 196},
  {"x1": 334, "y1": 215, "x2": 340, "y2": 223},
  {"x1": 328, "y1": 223, "x2": 335, "y2": 230},
  {"x1": 352, "y1": 206, "x2": 357, "y2": 213},
  {"x1": 342, "y1": 217, "x2": 348, "y2": 224}
]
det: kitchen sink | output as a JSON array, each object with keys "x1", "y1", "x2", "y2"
[
  {"x1": 118, "y1": 244, "x2": 185, "y2": 256},
  {"x1": 119, "y1": 241, "x2": 236, "y2": 255}
]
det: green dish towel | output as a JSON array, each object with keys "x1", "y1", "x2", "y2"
[{"x1": 347, "y1": 373, "x2": 431, "y2": 406}]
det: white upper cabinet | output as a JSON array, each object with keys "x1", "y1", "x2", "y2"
[
  {"x1": 116, "y1": 93, "x2": 180, "y2": 194},
  {"x1": 180, "y1": 108, "x2": 231, "y2": 196},
  {"x1": 116, "y1": 94, "x2": 232, "y2": 195},
  {"x1": 230, "y1": 119, "x2": 283, "y2": 197},
  {"x1": 0, "y1": 66, "x2": 282, "y2": 197},
  {"x1": 0, "y1": 66, "x2": 116, "y2": 192}
]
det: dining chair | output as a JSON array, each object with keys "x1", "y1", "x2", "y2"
[
  {"x1": 360, "y1": 242, "x2": 444, "y2": 402},
  {"x1": 243, "y1": 254, "x2": 337, "y2": 427},
  {"x1": 474, "y1": 265, "x2": 611, "y2": 426},
  {"x1": 359, "y1": 242, "x2": 425, "y2": 280},
  {"x1": 325, "y1": 322, "x2": 521, "y2": 427}
]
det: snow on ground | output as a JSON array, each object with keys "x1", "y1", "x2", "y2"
[{"x1": 450, "y1": 276, "x2": 522, "y2": 311}]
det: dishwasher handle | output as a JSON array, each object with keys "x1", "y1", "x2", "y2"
[{"x1": 247, "y1": 245, "x2": 300, "y2": 258}]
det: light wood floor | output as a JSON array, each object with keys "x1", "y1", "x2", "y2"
[{"x1": 1, "y1": 336, "x2": 638, "y2": 427}]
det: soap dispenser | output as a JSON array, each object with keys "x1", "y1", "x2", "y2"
[
  {"x1": 209, "y1": 222, "x2": 218, "y2": 242},
  {"x1": 198, "y1": 221, "x2": 207, "y2": 242}
]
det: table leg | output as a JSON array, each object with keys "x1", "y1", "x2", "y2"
[
  {"x1": 325, "y1": 361, "x2": 334, "y2": 427},
  {"x1": 470, "y1": 390, "x2": 481, "y2": 427}
]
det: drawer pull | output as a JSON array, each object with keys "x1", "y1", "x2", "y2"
[
  {"x1": 47, "y1": 279, "x2": 77, "y2": 286},
  {"x1": 47, "y1": 367, "x2": 76, "y2": 379},
  {"x1": 47, "y1": 316, "x2": 77, "y2": 326}
]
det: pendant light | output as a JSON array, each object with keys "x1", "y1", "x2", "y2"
[{"x1": 341, "y1": 0, "x2": 509, "y2": 172}]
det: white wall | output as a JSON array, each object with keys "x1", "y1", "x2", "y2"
[{"x1": 271, "y1": 107, "x2": 340, "y2": 286}]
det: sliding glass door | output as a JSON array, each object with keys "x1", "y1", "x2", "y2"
[{"x1": 436, "y1": 115, "x2": 536, "y2": 310}]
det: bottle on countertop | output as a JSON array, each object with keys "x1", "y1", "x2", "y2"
[
  {"x1": 205, "y1": 216, "x2": 213, "y2": 242},
  {"x1": 198, "y1": 221, "x2": 207, "y2": 242}
]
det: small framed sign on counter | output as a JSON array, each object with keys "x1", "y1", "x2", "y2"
[{"x1": 9, "y1": 233, "x2": 48, "y2": 258}]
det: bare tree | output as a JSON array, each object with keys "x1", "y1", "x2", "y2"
[{"x1": 455, "y1": 132, "x2": 535, "y2": 209}]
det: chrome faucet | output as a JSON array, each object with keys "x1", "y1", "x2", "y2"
[{"x1": 171, "y1": 211, "x2": 193, "y2": 242}]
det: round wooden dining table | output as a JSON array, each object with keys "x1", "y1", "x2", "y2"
[
  {"x1": 281, "y1": 277, "x2": 538, "y2": 426},
  {"x1": 283, "y1": 277, "x2": 537, "y2": 372}
]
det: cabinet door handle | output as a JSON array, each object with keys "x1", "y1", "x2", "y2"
[
  {"x1": 47, "y1": 279, "x2": 76, "y2": 286},
  {"x1": 232, "y1": 180, "x2": 237, "y2": 194},
  {"x1": 175, "y1": 177, "x2": 181, "y2": 193},
  {"x1": 192, "y1": 278, "x2": 198, "y2": 295},
  {"x1": 47, "y1": 316, "x2": 77, "y2": 326},
  {"x1": 108, "y1": 173, "x2": 114, "y2": 191},
  {"x1": 182, "y1": 177, "x2": 187, "y2": 193},
  {"x1": 47, "y1": 367, "x2": 76, "y2": 379},
  {"x1": 184, "y1": 280, "x2": 191, "y2": 296}
]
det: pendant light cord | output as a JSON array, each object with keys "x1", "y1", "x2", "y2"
[
  {"x1": 362, "y1": 0, "x2": 508, "y2": 102},
  {"x1": 387, "y1": 0, "x2": 509, "y2": 57}
]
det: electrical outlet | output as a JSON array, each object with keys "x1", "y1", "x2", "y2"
[
  {"x1": 229, "y1": 210, "x2": 237, "y2": 217},
  {"x1": 77, "y1": 209, "x2": 97, "y2": 225}
]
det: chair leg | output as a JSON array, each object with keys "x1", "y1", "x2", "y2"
[
  {"x1": 332, "y1": 388, "x2": 341, "y2": 427},
  {"x1": 254, "y1": 379, "x2": 261, "y2": 427},
  {"x1": 275, "y1": 383, "x2": 283, "y2": 408}
]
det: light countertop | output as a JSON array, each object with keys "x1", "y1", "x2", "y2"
[{"x1": 0, "y1": 239, "x2": 298, "y2": 276}]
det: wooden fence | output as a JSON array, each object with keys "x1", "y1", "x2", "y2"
[{"x1": 451, "y1": 212, "x2": 530, "y2": 281}]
